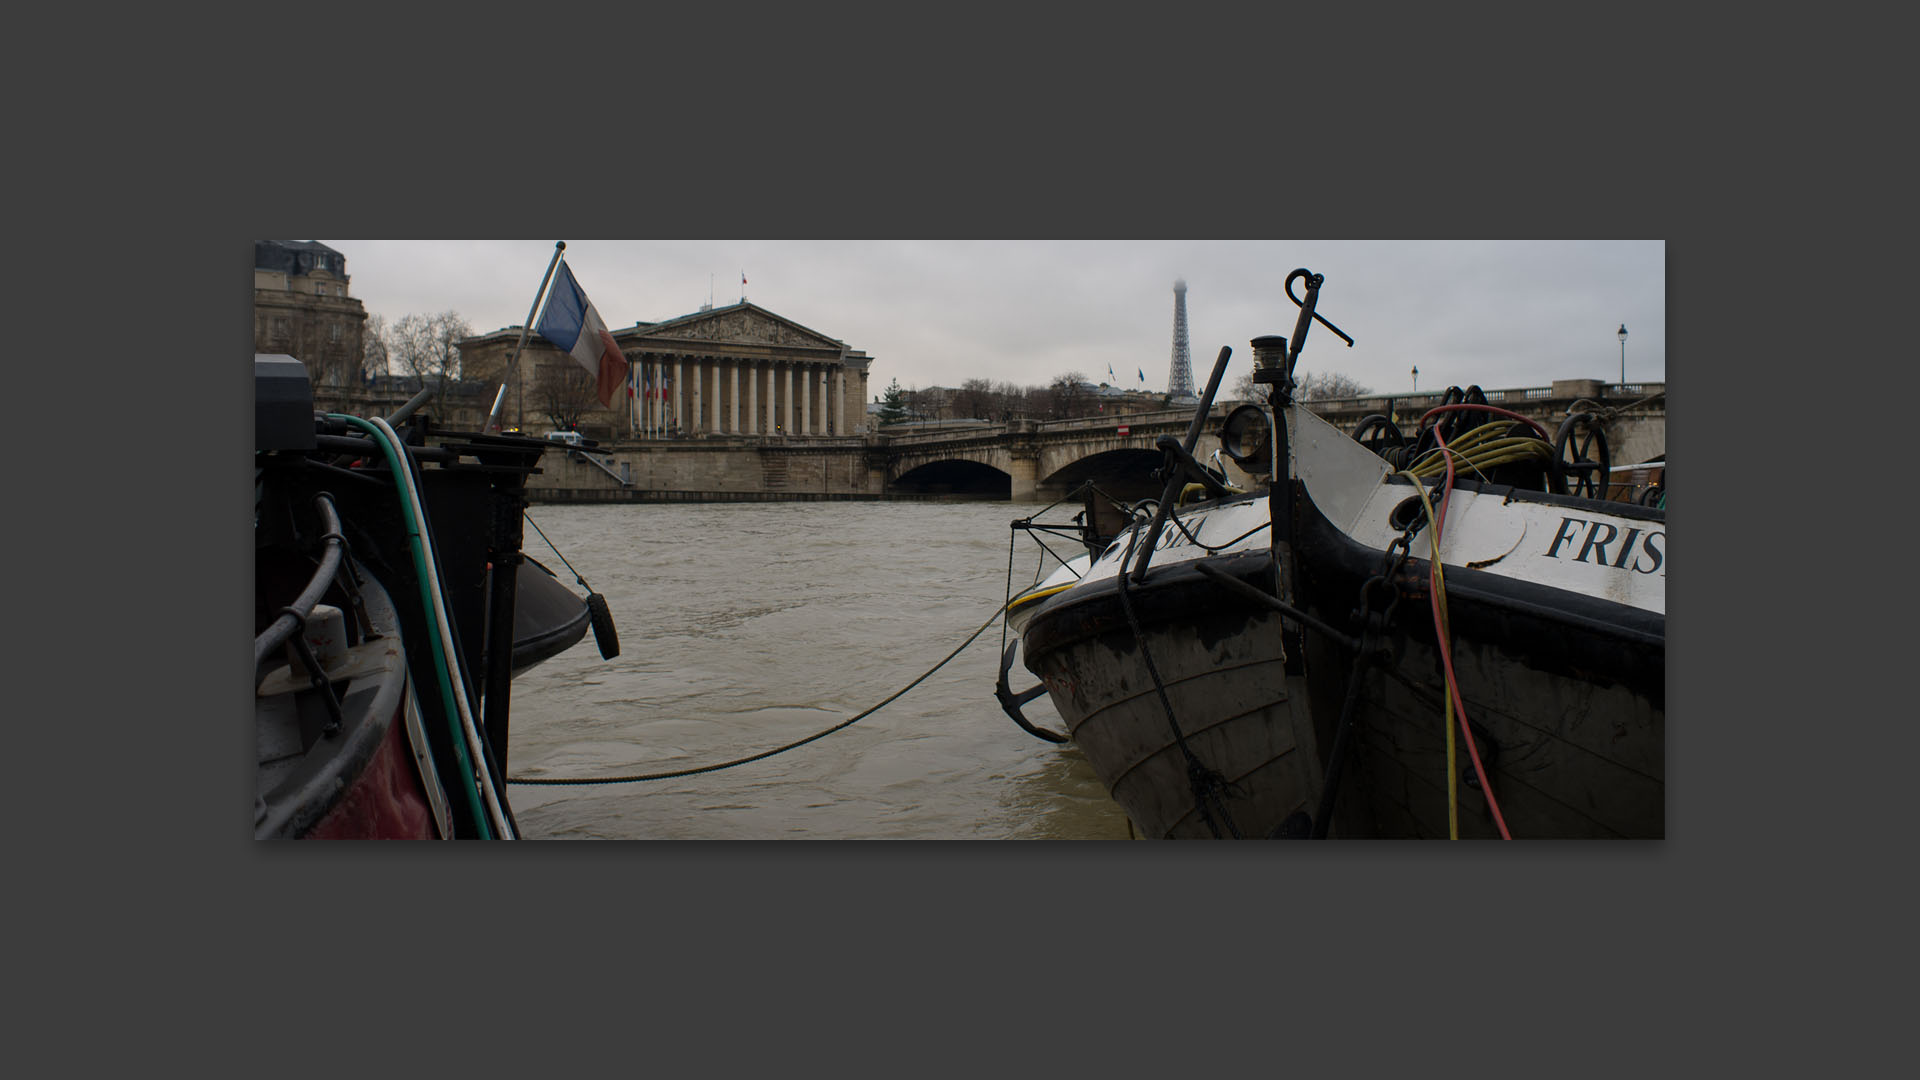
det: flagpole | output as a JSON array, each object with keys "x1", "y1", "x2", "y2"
[{"x1": 500, "y1": 241, "x2": 567, "y2": 432}]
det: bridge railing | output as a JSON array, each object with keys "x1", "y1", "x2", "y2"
[
  {"x1": 875, "y1": 423, "x2": 1010, "y2": 448},
  {"x1": 878, "y1": 382, "x2": 1664, "y2": 448},
  {"x1": 1031, "y1": 408, "x2": 1206, "y2": 435},
  {"x1": 1302, "y1": 381, "x2": 1665, "y2": 426}
]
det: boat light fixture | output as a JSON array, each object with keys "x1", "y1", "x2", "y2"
[{"x1": 1219, "y1": 404, "x2": 1274, "y2": 470}]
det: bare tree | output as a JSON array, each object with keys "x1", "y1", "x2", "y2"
[
  {"x1": 362, "y1": 314, "x2": 388, "y2": 380},
  {"x1": 532, "y1": 359, "x2": 599, "y2": 432},
  {"x1": 386, "y1": 310, "x2": 474, "y2": 416},
  {"x1": 1297, "y1": 370, "x2": 1371, "y2": 401},
  {"x1": 955, "y1": 377, "x2": 994, "y2": 419},
  {"x1": 993, "y1": 380, "x2": 1026, "y2": 421},
  {"x1": 1230, "y1": 368, "x2": 1260, "y2": 403},
  {"x1": 1231, "y1": 367, "x2": 1371, "y2": 403},
  {"x1": 1045, "y1": 371, "x2": 1090, "y2": 419}
]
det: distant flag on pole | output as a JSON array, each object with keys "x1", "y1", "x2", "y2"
[
  {"x1": 1138, "y1": 368, "x2": 1146, "y2": 383},
  {"x1": 1108, "y1": 363, "x2": 1115, "y2": 380},
  {"x1": 535, "y1": 261, "x2": 627, "y2": 408}
]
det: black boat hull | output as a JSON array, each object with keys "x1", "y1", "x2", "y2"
[
  {"x1": 1291, "y1": 491, "x2": 1664, "y2": 838},
  {"x1": 1020, "y1": 551, "x2": 1324, "y2": 839},
  {"x1": 1018, "y1": 489, "x2": 1665, "y2": 839}
]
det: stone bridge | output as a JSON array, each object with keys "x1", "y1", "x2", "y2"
[
  {"x1": 523, "y1": 378, "x2": 1664, "y2": 504},
  {"x1": 881, "y1": 378, "x2": 1665, "y2": 501},
  {"x1": 883, "y1": 412, "x2": 1214, "y2": 501}
]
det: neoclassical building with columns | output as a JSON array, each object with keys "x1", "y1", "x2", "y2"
[{"x1": 461, "y1": 301, "x2": 872, "y2": 440}]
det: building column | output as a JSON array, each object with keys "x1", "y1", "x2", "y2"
[
  {"x1": 799, "y1": 363, "x2": 812, "y2": 435},
  {"x1": 835, "y1": 368, "x2": 846, "y2": 436},
  {"x1": 756, "y1": 359, "x2": 771, "y2": 430},
  {"x1": 690, "y1": 358, "x2": 704, "y2": 434},
  {"x1": 745, "y1": 361, "x2": 758, "y2": 435},
  {"x1": 782, "y1": 364, "x2": 794, "y2": 436},
  {"x1": 672, "y1": 357, "x2": 684, "y2": 436},
  {"x1": 729, "y1": 360, "x2": 741, "y2": 434}
]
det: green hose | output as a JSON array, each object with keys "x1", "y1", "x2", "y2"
[{"x1": 331, "y1": 414, "x2": 492, "y2": 838}]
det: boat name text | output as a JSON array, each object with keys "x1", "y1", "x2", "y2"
[{"x1": 1544, "y1": 516, "x2": 1664, "y2": 575}]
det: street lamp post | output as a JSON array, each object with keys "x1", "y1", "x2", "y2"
[
  {"x1": 1618, "y1": 323, "x2": 1628, "y2": 384},
  {"x1": 1411, "y1": 364, "x2": 1418, "y2": 392}
]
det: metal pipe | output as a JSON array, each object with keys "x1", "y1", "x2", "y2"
[
  {"x1": 314, "y1": 433, "x2": 459, "y2": 463},
  {"x1": 254, "y1": 493, "x2": 348, "y2": 671},
  {"x1": 502, "y1": 242, "x2": 568, "y2": 432},
  {"x1": 1131, "y1": 346, "x2": 1232, "y2": 584},
  {"x1": 384, "y1": 383, "x2": 436, "y2": 426}
]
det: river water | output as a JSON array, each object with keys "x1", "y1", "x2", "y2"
[{"x1": 501, "y1": 500, "x2": 1134, "y2": 839}]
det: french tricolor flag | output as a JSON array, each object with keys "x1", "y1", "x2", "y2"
[{"x1": 536, "y1": 261, "x2": 627, "y2": 408}]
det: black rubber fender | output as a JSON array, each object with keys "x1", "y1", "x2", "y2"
[{"x1": 586, "y1": 592, "x2": 620, "y2": 659}]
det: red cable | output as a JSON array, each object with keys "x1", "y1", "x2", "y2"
[
  {"x1": 1426, "y1": 425, "x2": 1513, "y2": 839},
  {"x1": 1418, "y1": 402, "x2": 1553, "y2": 442}
]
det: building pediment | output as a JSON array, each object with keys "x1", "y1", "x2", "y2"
[{"x1": 627, "y1": 303, "x2": 844, "y2": 352}]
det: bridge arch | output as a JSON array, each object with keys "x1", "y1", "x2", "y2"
[
  {"x1": 1039, "y1": 447, "x2": 1164, "y2": 504},
  {"x1": 892, "y1": 458, "x2": 1011, "y2": 496}
]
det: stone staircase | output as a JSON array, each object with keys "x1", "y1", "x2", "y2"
[{"x1": 760, "y1": 452, "x2": 789, "y2": 490}]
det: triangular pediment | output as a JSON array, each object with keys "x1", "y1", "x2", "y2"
[{"x1": 627, "y1": 302, "x2": 844, "y2": 351}]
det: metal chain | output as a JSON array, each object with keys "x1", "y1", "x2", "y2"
[
  {"x1": 1353, "y1": 523, "x2": 1418, "y2": 639},
  {"x1": 1308, "y1": 517, "x2": 1423, "y2": 838}
]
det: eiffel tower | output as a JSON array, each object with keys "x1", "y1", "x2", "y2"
[{"x1": 1167, "y1": 278, "x2": 1195, "y2": 399}]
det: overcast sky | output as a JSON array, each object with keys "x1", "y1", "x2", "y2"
[{"x1": 325, "y1": 240, "x2": 1664, "y2": 398}]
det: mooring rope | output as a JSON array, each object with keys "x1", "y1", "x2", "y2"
[
  {"x1": 506, "y1": 602, "x2": 1006, "y2": 786},
  {"x1": 524, "y1": 511, "x2": 593, "y2": 589}
]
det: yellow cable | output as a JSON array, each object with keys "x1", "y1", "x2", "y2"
[
  {"x1": 1407, "y1": 430, "x2": 1554, "y2": 479},
  {"x1": 1396, "y1": 467, "x2": 1458, "y2": 839},
  {"x1": 1410, "y1": 446, "x2": 1554, "y2": 481}
]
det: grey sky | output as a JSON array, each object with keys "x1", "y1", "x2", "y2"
[{"x1": 328, "y1": 239, "x2": 1665, "y2": 398}]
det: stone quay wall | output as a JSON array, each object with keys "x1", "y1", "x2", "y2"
[{"x1": 526, "y1": 437, "x2": 889, "y2": 504}]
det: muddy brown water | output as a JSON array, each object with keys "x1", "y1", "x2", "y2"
[{"x1": 502, "y1": 500, "x2": 1133, "y2": 839}]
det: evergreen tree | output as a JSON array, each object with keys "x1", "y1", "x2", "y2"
[{"x1": 877, "y1": 378, "x2": 909, "y2": 426}]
